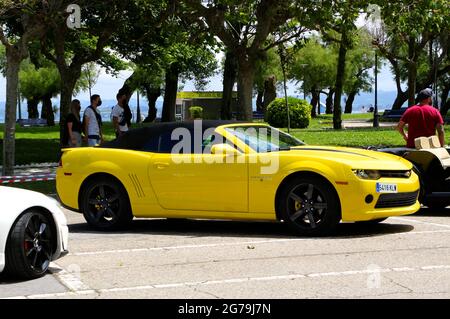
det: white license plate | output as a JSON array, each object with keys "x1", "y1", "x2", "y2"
[{"x1": 376, "y1": 183, "x2": 398, "y2": 193}]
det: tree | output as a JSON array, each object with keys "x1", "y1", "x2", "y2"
[
  {"x1": 41, "y1": 0, "x2": 130, "y2": 143},
  {"x1": 374, "y1": 1, "x2": 450, "y2": 108},
  {"x1": 182, "y1": 0, "x2": 305, "y2": 120},
  {"x1": 343, "y1": 29, "x2": 375, "y2": 113},
  {"x1": 290, "y1": 38, "x2": 337, "y2": 117},
  {"x1": 19, "y1": 59, "x2": 60, "y2": 123},
  {"x1": 0, "y1": 1, "x2": 53, "y2": 175},
  {"x1": 254, "y1": 47, "x2": 282, "y2": 114},
  {"x1": 319, "y1": 1, "x2": 369, "y2": 129}
]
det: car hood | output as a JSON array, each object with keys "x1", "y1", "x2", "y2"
[{"x1": 287, "y1": 145, "x2": 413, "y2": 169}]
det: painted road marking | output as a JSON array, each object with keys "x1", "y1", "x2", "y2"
[
  {"x1": 5, "y1": 264, "x2": 450, "y2": 299},
  {"x1": 391, "y1": 217, "x2": 450, "y2": 229},
  {"x1": 49, "y1": 262, "x2": 91, "y2": 292}
]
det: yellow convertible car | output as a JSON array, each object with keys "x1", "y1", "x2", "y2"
[{"x1": 57, "y1": 121, "x2": 420, "y2": 236}]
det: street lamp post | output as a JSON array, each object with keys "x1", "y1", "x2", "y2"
[
  {"x1": 278, "y1": 44, "x2": 291, "y2": 133},
  {"x1": 373, "y1": 49, "x2": 379, "y2": 128}
]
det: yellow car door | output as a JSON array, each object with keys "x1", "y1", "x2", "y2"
[{"x1": 148, "y1": 130, "x2": 248, "y2": 212}]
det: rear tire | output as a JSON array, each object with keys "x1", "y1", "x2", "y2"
[
  {"x1": 80, "y1": 176, "x2": 133, "y2": 230},
  {"x1": 5, "y1": 210, "x2": 55, "y2": 279},
  {"x1": 278, "y1": 175, "x2": 341, "y2": 236}
]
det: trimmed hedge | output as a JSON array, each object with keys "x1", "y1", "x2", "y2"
[
  {"x1": 189, "y1": 106, "x2": 203, "y2": 119},
  {"x1": 266, "y1": 97, "x2": 312, "y2": 128}
]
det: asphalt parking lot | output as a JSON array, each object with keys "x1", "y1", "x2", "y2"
[{"x1": 1, "y1": 206, "x2": 449, "y2": 299}]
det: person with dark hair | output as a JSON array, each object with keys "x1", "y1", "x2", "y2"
[
  {"x1": 398, "y1": 88, "x2": 445, "y2": 148},
  {"x1": 111, "y1": 92, "x2": 129, "y2": 137},
  {"x1": 83, "y1": 94, "x2": 103, "y2": 146},
  {"x1": 64, "y1": 99, "x2": 82, "y2": 147}
]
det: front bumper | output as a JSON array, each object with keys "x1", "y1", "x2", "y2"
[{"x1": 337, "y1": 172, "x2": 421, "y2": 222}]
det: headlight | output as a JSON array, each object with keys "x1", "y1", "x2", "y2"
[{"x1": 352, "y1": 169, "x2": 381, "y2": 180}]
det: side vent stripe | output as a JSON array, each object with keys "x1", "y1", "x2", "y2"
[{"x1": 129, "y1": 174, "x2": 145, "y2": 198}]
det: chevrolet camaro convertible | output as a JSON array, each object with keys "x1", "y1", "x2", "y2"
[
  {"x1": 0, "y1": 186, "x2": 68, "y2": 279},
  {"x1": 57, "y1": 121, "x2": 420, "y2": 236}
]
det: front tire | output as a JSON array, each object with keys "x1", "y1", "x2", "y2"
[
  {"x1": 5, "y1": 210, "x2": 55, "y2": 279},
  {"x1": 80, "y1": 176, "x2": 133, "y2": 230},
  {"x1": 278, "y1": 176, "x2": 341, "y2": 236}
]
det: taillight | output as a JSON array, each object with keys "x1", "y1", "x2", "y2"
[{"x1": 58, "y1": 158, "x2": 63, "y2": 167}]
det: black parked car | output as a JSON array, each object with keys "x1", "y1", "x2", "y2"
[{"x1": 378, "y1": 136, "x2": 450, "y2": 210}]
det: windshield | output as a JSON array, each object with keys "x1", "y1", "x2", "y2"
[{"x1": 225, "y1": 126, "x2": 305, "y2": 153}]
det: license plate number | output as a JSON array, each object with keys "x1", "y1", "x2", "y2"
[{"x1": 376, "y1": 183, "x2": 397, "y2": 193}]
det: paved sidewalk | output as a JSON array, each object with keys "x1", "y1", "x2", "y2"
[{"x1": 342, "y1": 120, "x2": 397, "y2": 128}]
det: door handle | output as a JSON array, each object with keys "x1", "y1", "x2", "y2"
[{"x1": 154, "y1": 162, "x2": 169, "y2": 169}]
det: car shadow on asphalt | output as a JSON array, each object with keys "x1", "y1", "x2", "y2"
[
  {"x1": 68, "y1": 218, "x2": 414, "y2": 239},
  {"x1": 413, "y1": 207, "x2": 450, "y2": 217}
]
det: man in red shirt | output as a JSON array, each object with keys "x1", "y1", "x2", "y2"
[{"x1": 397, "y1": 88, "x2": 445, "y2": 148}]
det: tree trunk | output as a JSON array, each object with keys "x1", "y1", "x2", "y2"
[
  {"x1": 41, "y1": 94, "x2": 55, "y2": 126},
  {"x1": 407, "y1": 36, "x2": 417, "y2": 107},
  {"x1": 392, "y1": 90, "x2": 409, "y2": 110},
  {"x1": 263, "y1": 75, "x2": 277, "y2": 112},
  {"x1": 2, "y1": 54, "x2": 21, "y2": 175},
  {"x1": 344, "y1": 91, "x2": 357, "y2": 114},
  {"x1": 27, "y1": 98, "x2": 39, "y2": 119},
  {"x1": 143, "y1": 86, "x2": 161, "y2": 123},
  {"x1": 161, "y1": 64, "x2": 179, "y2": 122},
  {"x1": 236, "y1": 57, "x2": 255, "y2": 121},
  {"x1": 333, "y1": 32, "x2": 349, "y2": 130},
  {"x1": 326, "y1": 88, "x2": 334, "y2": 114},
  {"x1": 317, "y1": 92, "x2": 321, "y2": 115},
  {"x1": 256, "y1": 89, "x2": 264, "y2": 113},
  {"x1": 59, "y1": 73, "x2": 78, "y2": 145},
  {"x1": 221, "y1": 51, "x2": 237, "y2": 120},
  {"x1": 310, "y1": 89, "x2": 319, "y2": 118}
]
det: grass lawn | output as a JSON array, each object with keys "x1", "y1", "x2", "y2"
[{"x1": 0, "y1": 123, "x2": 119, "y2": 165}]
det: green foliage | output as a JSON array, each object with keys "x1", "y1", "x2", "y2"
[
  {"x1": 343, "y1": 28, "x2": 376, "y2": 94},
  {"x1": 189, "y1": 106, "x2": 203, "y2": 119},
  {"x1": 19, "y1": 59, "x2": 60, "y2": 100},
  {"x1": 0, "y1": 44, "x2": 5, "y2": 76},
  {"x1": 266, "y1": 97, "x2": 312, "y2": 129},
  {"x1": 289, "y1": 38, "x2": 337, "y2": 93}
]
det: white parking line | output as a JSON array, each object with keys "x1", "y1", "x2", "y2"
[
  {"x1": 66, "y1": 229, "x2": 450, "y2": 257},
  {"x1": 5, "y1": 264, "x2": 450, "y2": 299},
  {"x1": 390, "y1": 217, "x2": 450, "y2": 229},
  {"x1": 49, "y1": 262, "x2": 91, "y2": 291}
]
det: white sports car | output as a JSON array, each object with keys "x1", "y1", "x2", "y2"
[{"x1": 0, "y1": 186, "x2": 68, "y2": 279}]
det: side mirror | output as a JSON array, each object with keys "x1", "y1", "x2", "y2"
[{"x1": 210, "y1": 143, "x2": 239, "y2": 156}]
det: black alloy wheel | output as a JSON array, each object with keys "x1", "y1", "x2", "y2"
[
  {"x1": 81, "y1": 177, "x2": 132, "y2": 230},
  {"x1": 279, "y1": 176, "x2": 341, "y2": 236},
  {"x1": 6, "y1": 211, "x2": 54, "y2": 279}
]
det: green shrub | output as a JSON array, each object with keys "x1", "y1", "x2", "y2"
[
  {"x1": 189, "y1": 106, "x2": 203, "y2": 119},
  {"x1": 266, "y1": 97, "x2": 312, "y2": 128}
]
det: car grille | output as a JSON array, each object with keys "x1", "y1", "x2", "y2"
[
  {"x1": 379, "y1": 170, "x2": 411, "y2": 178},
  {"x1": 375, "y1": 190, "x2": 419, "y2": 209}
]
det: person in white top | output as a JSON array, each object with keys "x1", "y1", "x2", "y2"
[
  {"x1": 111, "y1": 92, "x2": 129, "y2": 137},
  {"x1": 83, "y1": 94, "x2": 103, "y2": 146}
]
